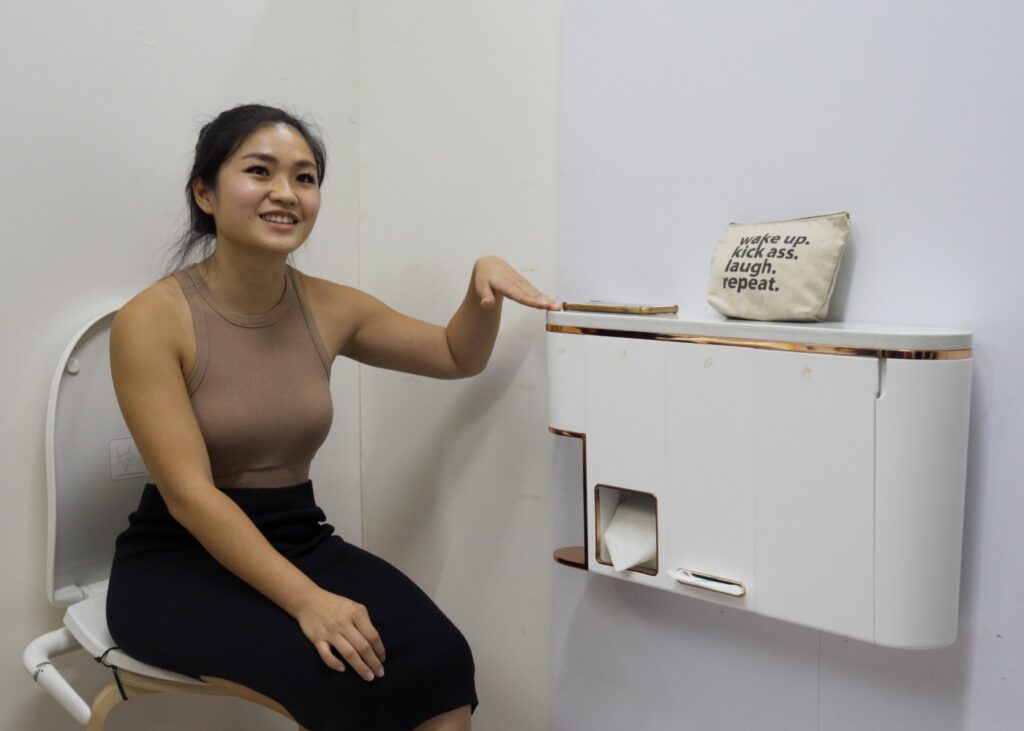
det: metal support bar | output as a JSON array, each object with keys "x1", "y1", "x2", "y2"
[{"x1": 23, "y1": 627, "x2": 93, "y2": 724}]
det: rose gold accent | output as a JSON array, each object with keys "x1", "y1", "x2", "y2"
[
  {"x1": 554, "y1": 546, "x2": 587, "y2": 570},
  {"x1": 562, "y1": 302, "x2": 679, "y2": 315},
  {"x1": 672, "y1": 568, "x2": 747, "y2": 597},
  {"x1": 548, "y1": 427, "x2": 582, "y2": 438},
  {"x1": 86, "y1": 669, "x2": 299, "y2": 730},
  {"x1": 548, "y1": 428, "x2": 589, "y2": 570},
  {"x1": 594, "y1": 484, "x2": 659, "y2": 577},
  {"x1": 546, "y1": 324, "x2": 972, "y2": 361}
]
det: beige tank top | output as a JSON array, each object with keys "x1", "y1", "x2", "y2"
[{"x1": 172, "y1": 264, "x2": 334, "y2": 488}]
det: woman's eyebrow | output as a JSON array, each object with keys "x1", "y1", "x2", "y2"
[{"x1": 240, "y1": 152, "x2": 316, "y2": 169}]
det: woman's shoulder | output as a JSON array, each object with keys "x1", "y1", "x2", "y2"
[
  {"x1": 119, "y1": 272, "x2": 189, "y2": 320},
  {"x1": 291, "y1": 267, "x2": 357, "y2": 299},
  {"x1": 289, "y1": 269, "x2": 385, "y2": 358},
  {"x1": 113, "y1": 272, "x2": 193, "y2": 356},
  {"x1": 290, "y1": 268, "x2": 380, "y2": 315}
]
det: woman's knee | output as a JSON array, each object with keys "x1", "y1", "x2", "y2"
[{"x1": 413, "y1": 704, "x2": 472, "y2": 731}]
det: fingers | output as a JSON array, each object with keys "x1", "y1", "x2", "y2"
[
  {"x1": 499, "y1": 277, "x2": 559, "y2": 311},
  {"x1": 354, "y1": 613, "x2": 386, "y2": 663},
  {"x1": 315, "y1": 640, "x2": 345, "y2": 672},
  {"x1": 304, "y1": 598, "x2": 386, "y2": 681},
  {"x1": 344, "y1": 611, "x2": 385, "y2": 679},
  {"x1": 475, "y1": 256, "x2": 559, "y2": 311},
  {"x1": 332, "y1": 631, "x2": 384, "y2": 682}
]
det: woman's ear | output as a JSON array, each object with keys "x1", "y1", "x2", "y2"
[{"x1": 192, "y1": 178, "x2": 215, "y2": 215}]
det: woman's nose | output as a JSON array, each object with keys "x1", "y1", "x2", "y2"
[{"x1": 268, "y1": 176, "x2": 298, "y2": 202}]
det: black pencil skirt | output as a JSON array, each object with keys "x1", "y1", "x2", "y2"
[{"x1": 106, "y1": 482, "x2": 478, "y2": 730}]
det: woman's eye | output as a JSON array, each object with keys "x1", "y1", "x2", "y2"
[
  {"x1": 245, "y1": 165, "x2": 270, "y2": 176},
  {"x1": 298, "y1": 173, "x2": 317, "y2": 184}
]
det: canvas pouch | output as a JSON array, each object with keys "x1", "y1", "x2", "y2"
[{"x1": 706, "y1": 212, "x2": 850, "y2": 322}]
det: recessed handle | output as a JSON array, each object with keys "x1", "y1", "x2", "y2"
[{"x1": 667, "y1": 568, "x2": 746, "y2": 597}]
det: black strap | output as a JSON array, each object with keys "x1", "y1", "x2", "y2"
[{"x1": 96, "y1": 647, "x2": 129, "y2": 701}]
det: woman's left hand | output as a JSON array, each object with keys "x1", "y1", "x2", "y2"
[{"x1": 473, "y1": 255, "x2": 561, "y2": 311}]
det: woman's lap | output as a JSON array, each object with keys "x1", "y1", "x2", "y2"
[{"x1": 107, "y1": 502, "x2": 477, "y2": 730}]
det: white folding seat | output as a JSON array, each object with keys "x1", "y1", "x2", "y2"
[{"x1": 23, "y1": 309, "x2": 300, "y2": 729}]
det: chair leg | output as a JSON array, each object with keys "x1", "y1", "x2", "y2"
[{"x1": 86, "y1": 681, "x2": 125, "y2": 731}]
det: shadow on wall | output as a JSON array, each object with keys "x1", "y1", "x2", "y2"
[
  {"x1": 560, "y1": 569, "x2": 972, "y2": 730},
  {"x1": 827, "y1": 228, "x2": 857, "y2": 321},
  {"x1": 957, "y1": 340, "x2": 991, "y2": 647}
]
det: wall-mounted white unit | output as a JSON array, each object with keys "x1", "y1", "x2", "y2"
[{"x1": 547, "y1": 311, "x2": 972, "y2": 649}]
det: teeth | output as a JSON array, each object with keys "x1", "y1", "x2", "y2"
[{"x1": 261, "y1": 214, "x2": 296, "y2": 224}]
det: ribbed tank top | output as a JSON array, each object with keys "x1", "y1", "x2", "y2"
[{"x1": 172, "y1": 264, "x2": 334, "y2": 488}]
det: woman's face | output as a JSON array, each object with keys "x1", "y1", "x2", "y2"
[{"x1": 194, "y1": 123, "x2": 321, "y2": 257}]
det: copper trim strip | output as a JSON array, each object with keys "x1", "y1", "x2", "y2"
[
  {"x1": 553, "y1": 546, "x2": 587, "y2": 570},
  {"x1": 548, "y1": 427, "x2": 583, "y2": 438},
  {"x1": 546, "y1": 324, "x2": 972, "y2": 360},
  {"x1": 562, "y1": 302, "x2": 679, "y2": 315}
]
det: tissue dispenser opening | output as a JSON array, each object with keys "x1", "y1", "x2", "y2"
[{"x1": 602, "y1": 492, "x2": 658, "y2": 572}]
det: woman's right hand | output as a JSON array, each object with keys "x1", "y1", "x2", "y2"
[{"x1": 294, "y1": 589, "x2": 386, "y2": 681}]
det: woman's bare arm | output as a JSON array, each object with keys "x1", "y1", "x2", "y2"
[{"x1": 321, "y1": 256, "x2": 558, "y2": 377}]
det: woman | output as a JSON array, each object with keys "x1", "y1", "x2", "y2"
[{"x1": 105, "y1": 104, "x2": 559, "y2": 730}]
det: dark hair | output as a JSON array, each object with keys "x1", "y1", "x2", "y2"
[{"x1": 162, "y1": 104, "x2": 327, "y2": 276}]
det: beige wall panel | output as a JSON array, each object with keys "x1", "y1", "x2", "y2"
[
  {"x1": 358, "y1": 2, "x2": 561, "y2": 729},
  {"x1": 2, "y1": 2, "x2": 359, "y2": 727}
]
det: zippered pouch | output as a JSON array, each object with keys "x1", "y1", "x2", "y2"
[{"x1": 706, "y1": 211, "x2": 850, "y2": 322}]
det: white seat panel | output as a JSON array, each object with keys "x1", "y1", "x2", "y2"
[{"x1": 63, "y1": 591, "x2": 205, "y2": 685}]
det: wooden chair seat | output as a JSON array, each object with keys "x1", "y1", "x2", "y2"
[{"x1": 65, "y1": 589, "x2": 302, "y2": 730}]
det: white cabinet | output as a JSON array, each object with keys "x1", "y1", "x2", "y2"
[
  {"x1": 548, "y1": 312, "x2": 972, "y2": 648},
  {"x1": 664, "y1": 343, "x2": 756, "y2": 608},
  {"x1": 753, "y1": 350, "x2": 876, "y2": 641},
  {"x1": 585, "y1": 336, "x2": 666, "y2": 500}
]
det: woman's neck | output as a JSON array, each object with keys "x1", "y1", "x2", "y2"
[{"x1": 197, "y1": 247, "x2": 288, "y2": 316}]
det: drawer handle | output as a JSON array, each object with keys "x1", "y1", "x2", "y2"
[{"x1": 668, "y1": 568, "x2": 746, "y2": 597}]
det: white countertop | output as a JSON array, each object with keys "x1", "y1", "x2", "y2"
[{"x1": 547, "y1": 311, "x2": 972, "y2": 351}]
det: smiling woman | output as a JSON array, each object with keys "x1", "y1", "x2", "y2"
[
  {"x1": 104, "y1": 104, "x2": 560, "y2": 731},
  {"x1": 191, "y1": 125, "x2": 322, "y2": 267},
  {"x1": 165, "y1": 106, "x2": 327, "y2": 278}
]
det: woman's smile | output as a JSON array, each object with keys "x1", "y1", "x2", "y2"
[{"x1": 259, "y1": 210, "x2": 301, "y2": 230}]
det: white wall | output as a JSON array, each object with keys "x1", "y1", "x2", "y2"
[
  {"x1": 357, "y1": 2, "x2": 561, "y2": 729},
  {"x1": 554, "y1": 1, "x2": 1023, "y2": 729},
  {"x1": 1, "y1": 2, "x2": 360, "y2": 728}
]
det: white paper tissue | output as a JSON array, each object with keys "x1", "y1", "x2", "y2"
[{"x1": 603, "y1": 495, "x2": 657, "y2": 571}]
